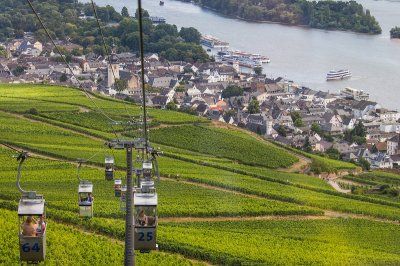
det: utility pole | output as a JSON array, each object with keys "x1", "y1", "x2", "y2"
[{"x1": 125, "y1": 142, "x2": 134, "y2": 266}]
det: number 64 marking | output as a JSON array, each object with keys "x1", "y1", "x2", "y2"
[{"x1": 22, "y1": 243, "x2": 40, "y2": 252}]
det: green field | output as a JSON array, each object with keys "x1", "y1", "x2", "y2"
[
  {"x1": 0, "y1": 209, "x2": 203, "y2": 266},
  {"x1": 151, "y1": 124, "x2": 298, "y2": 168},
  {"x1": 1, "y1": 84, "x2": 400, "y2": 265}
]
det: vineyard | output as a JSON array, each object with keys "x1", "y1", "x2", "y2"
[
  {"x1": 150, "y1": 124, "x2": 298, "y2": 168},
  {"x1": 1, "y1": 84, "x2": 400, "y2": 265}
]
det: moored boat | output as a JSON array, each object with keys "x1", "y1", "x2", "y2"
[{"x1": 326, "y1": 69, "x2": 352, "y2": 81}]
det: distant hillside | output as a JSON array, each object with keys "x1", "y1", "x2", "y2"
[
  {"x1": 181, "y1": 0, "x2": 382, "y2": 34},
  {"x1": 0, "y1": 0, "x2": 208, "y2": 62}
]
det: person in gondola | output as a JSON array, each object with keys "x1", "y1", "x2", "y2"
[
  {"x1": 36, "y1": 215, "x2": 46, "y2": 236},
  {"x1": 88, "y1": 193, "x2": 94, "y2": 203},
  {"x1": 22, "y1": 216, "x2": 37, "y2": 236},
  {"x1": 137, "y1": 209, "x2": 147, "y2": 226}
]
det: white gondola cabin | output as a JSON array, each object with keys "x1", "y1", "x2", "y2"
[
  {"x1": 114, "y1": 179, "x2": 122, "y2": 197},
  {"x1": 78, "y1": 181, "x2": 94, "y2": 217},
  {"x1": 134, "y1": 192, "x2": 158, "y2": 251},
  {"x1": 18, "y1": 192, "x2": 46, "y2": 263},
  {"x1": 105, "y1": 156, "x2": 114, "y2": 181}
]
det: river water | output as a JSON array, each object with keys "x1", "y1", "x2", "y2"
[{"x1": 85, "y1": 0, "x2": 400, "y2": 109}]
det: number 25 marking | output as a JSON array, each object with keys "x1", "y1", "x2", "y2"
[{"x1": 138, "y1": 232, "x2": 153, "y2": 241}]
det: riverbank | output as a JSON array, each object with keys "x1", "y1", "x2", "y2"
[
  {"x1": 80, "y1": 0, "x2": 400, "y2": 110},
  {"x1": 174, "y1": 0, "x2": 382, "y2": 35}
]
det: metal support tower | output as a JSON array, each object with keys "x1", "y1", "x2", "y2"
[{"x1": 125, "y1": 142, "x2": 134, "y2": 266}]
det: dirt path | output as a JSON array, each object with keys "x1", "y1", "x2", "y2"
[
  {"x1": 56, "y1": 219, "x2": 211, "y2": 266},
  {"x1": 324, "y1": 210, "x2": 400, "y2": 225},
  {"x1": 3, "y1": 143, "x2": 400, "y2": 227},
  {"x1": 161, "y1": 214, "x2": 328, "y2": 223},
  {"x1": 0, "y1": 110, "x2": 104, "y2": 142},
  {"x1": 162, "y1": 177, "x2": 265, "y2": 199},
  {"x1": 327, "y1": 180, "x2": 351, "y2": 194}
]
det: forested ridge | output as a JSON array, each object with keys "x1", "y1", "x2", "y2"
[
  {"x1": 180, "y1": 0, "x2": 382, "y2": 34},
  {"x1": 0, "y1": 0, "x2": 209, "y2": 62}
]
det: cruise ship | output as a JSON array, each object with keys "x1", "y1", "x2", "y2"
[
  {"x1": 200, "y1": 35, "x2": 229, "y2": 49},
  {"x1": 230, "y1": 50, "x2": 270, "y2": 63},
  {"x1": 326, "y1": 69, "x2": 352, "y2": 81},
  {"x1": 217, "y1": 53, "x2": 262, "y2": 68}
]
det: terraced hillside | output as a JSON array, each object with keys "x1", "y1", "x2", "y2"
[{"x1": 1, "y1": 84, "x2": 400, "y2": 265}]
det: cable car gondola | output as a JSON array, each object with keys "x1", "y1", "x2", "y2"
[
  {"x1": 78, "y1": 181, "x2": 94, "y2": 218},
  {"x1": 77, "y1": 159, "x2": 94, "y2": 218},
  {"x1": 105, "y1": 156, "x2": 114, "y2": 181},
  {"x1": 134, "y1": 188, "x2": 158, "y2": 251},
  {"x1": 16, "y1": 152, "x2": 47, "y2": 263},
  {"x1": 114, "y1": 179, "x2": 122, "y2": 197},
  {"x1": 134, "y1": 160, "x2": 158, "y2": 252}
]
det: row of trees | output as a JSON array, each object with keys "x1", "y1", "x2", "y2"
[
  {"x1": 187, "y1": 0, "x2": 381, "y2": 34},
  {"x1": 390, "y1": 27, "x2": 400, "y2": 39},
  {"x1": 0, "y1": 0, "x2": 209, "y2": 62}
]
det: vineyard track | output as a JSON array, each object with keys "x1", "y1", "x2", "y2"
[
  {"x1": 3, "y1": 115, "x2": 400, "y2": 227},
  {"x1": 0, "y1": 110, "x2": 104, "y2": 141},
  {"x1": 163, "y1": 178, "x2": 266, "y2": 199},
  {"x1": 160, "y1": 215, "x2": 328, "y2": 223},
  {"x1": 327, "y1": 180, "x2": 351, "y2": 194},
  {"x1": 0, "y1": 144, "x2": 400, "y2": 226},
  {"x1": 211, "y1": 120, "x2": 311, "y2": 172},
  {"x1": 324, "y1": 211, "x2": 400, "y2": 225},
  {"x1": 44, "y1": 214, "x2": 212, "y2": 266}
]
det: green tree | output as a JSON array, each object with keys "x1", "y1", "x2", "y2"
[
  {"x1": 179, "y1": 27, "x2": 201, "y2": 43},
  {"x1": 221, "y1": 85, "x2": 244, "y2": 98},
  {"x1": 344, "y1": 121, "x2": 366, "y2": 144},
  {"x1": 303, "y1": 136, "x2": 312, "y2": 152},
  {"x1": 326, "y1": 147, "x2": 340, "y2": 160},
  {"x1": 311, "y1": 123, "x2": 322, "y2": 135},
  {"x1": 254, "y1": 66, "x2": 263, "y2": 75},
  {"x1": 59, "y1": 73, "x2": 68, "y2": 82},
  {"x1": 291, "y1": 111, "x2": 304, "y2": 127},
  {"x1": 358, "y1": 158, "x2": 371, "y2": 171},
  {"x1": 354, "y1": 121, "x2": 366, "y2": 138},
  {"x1": 0, "y1": 46, "x2": 6, "y2": 57},
  {"x1": 12, "y1": 66, "x2": 25, "y2": 77},
  {"x1": 114, "y1": 79, "x2": 128, "y2": 92},
  {"x1": 166, "y1": 101, "x2": 177, "y2": 111},
  {"x1": 276, "y1": 125, "x2": 287, "y2": 137},
  {"x1": 121, "y1": 6, "x2": 130, "y2": 17},
  {"x1": 248, "y1": 98, "x2": 260, "y2": 114},
  {"x1": 391, "y1": 27, "x2": 400, "y2": 39},
  {"x1": 135, "y1": 8, "x2": 149, "y2": 19}
]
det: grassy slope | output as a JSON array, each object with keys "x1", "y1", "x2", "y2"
[
  {"x1": 150, "y1": 124, "x2": 298, "y2": 168},
  {"x1": 0, "y1": 209, "x2": 203, "y2": 266},
  {"x1": 0, "y1": 148, "x2": 317, "y2": 218},
  {"x1": 1, "y1": 84, "x2": 400, "y2": 264},
  {"x1": 160, "y1": 219, "x2": 400, "y2": 265},
  {"x1": 2, "y1": 103, "x2": 400, "y2": 220}
]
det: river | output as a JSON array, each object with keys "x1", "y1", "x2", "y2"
[{"x1": 84, "y1": 0, "x2": 400, "y2": 110}]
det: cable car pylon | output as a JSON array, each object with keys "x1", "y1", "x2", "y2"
[{"x1": 105, "y1": 1, "x2": 162, "y2": 265}]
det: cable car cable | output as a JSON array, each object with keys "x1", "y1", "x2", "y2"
[
  {"x1": 89, "y1": 0, "x2": 138, "y2": 128},
  {"x1": 137, "y1": 0, "x2": 149, "y2": 152},
  {"x1": 25, "y1": 0, "x2": 121, "y2": 140}
]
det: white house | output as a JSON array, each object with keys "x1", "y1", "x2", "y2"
[{"x1": 387, "y1": 134, "x2": 400, "y2": 155}]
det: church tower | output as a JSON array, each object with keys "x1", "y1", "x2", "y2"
[{"x1": 107, "y1": 51, "x2": 120, "y2": 88}]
